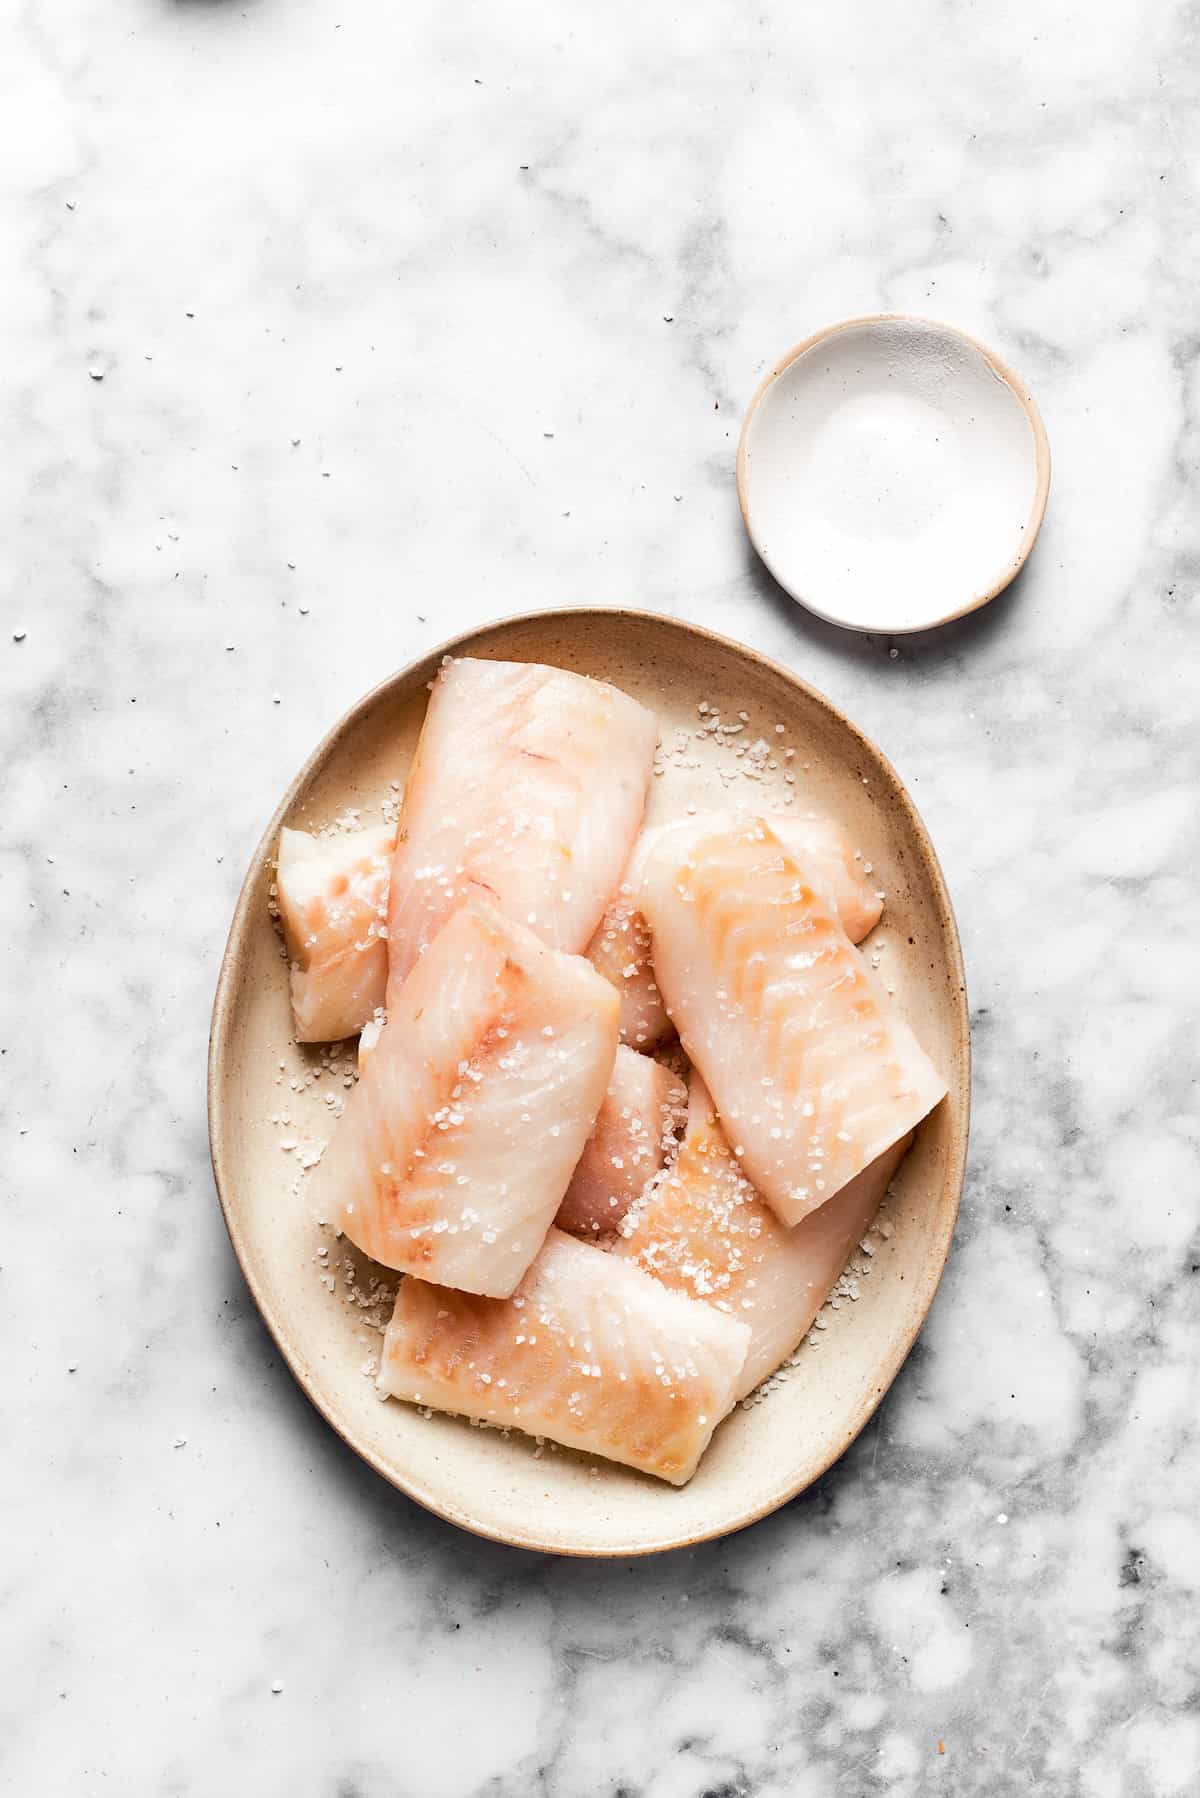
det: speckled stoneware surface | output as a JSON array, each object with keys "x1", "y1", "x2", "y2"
[{"x1": 209, "y1": 609, "x2": 969, "y2": 1555}]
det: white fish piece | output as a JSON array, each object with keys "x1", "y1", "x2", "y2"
[
  {"x1": 378, "y1": 1228, "x2": 751, "y2": 1485},
  {"x1": 555, "y1": 1046, "x2": 687, "y2": 1239},
  {"x1": 583, "y1": 832, "x2": 670, "y2": 1048},
  {"x1": 387, "y1": 658, "x2": 658, "y2": 997},
  {"x1": 640, "y1": 815, "x2": 945, "y2": 1226},
  {"x1": 313, "y1": 901, "x2": 618, "y2": 1296},
  {"x1": 279, "y1": 804, "x2": 874, "y2": 1052},
  {"x1": 275, "y1": 825, "x2": 394, "y2": 1041},
  {"x1": 586, "y1": 811, "x2": 883, "y2": 1048},
  {"x1": 619, "y1": 1074, "x2": 912, "y2": 1396}
]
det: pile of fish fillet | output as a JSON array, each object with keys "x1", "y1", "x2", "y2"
[{"x1": 274, "y1": 658, "x2": 946, "y2": 1486}]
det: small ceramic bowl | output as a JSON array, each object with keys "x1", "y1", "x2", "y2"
[
  {"x1": 737, "y1": 315, "x2": 1051, "y2": 634},
  {"x1": 209, "y1": 610, "x2": 970, "y2": 1556}
]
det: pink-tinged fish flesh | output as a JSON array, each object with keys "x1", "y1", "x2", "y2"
[
  {"x1": 583, "y1": 833, "x2": 670, "y2": 1048},
  {"x1": 313, "y1": 901, "x2": 618, "y2": 1296},
  {"x1": 586, "y1": 812, "x2": 882, "y2": 1048},
  {"x1": 639, "y1": 816, "x2": 945, "y2": 1227},
  {"x1": 619, "y1": 1074, "x2": 912, "y2": 1396},
  {"x1": 275, "y1": 825, "x2": 394, "y2": 1042},
  {"x1": 555, "y1": 1046, "x2": 687, "y2": 1239},
  {"x1": 387, "y1": 658, "x2": 658, "y2": 997},
  {"x1": 378, "y1": 1228, "x2": 751, "y2": 1484}
]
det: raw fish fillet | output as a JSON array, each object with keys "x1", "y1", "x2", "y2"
[
  {"x1": 640, "y1": 816, "x2": 945, "y2": 1227},
  {"x1": 275, "y1": 825, "x2": 394, "y2": 1042},
  {"x1": 586, "y1": 812, "x2": 882, "y2": 1048},
  {"x1": 619, "y1": 1074, "x2": 912, "y2": 1397},
  {"x1": 387, "y1": 658, "x2": 658, "y2": 996},
  {"x1": 555, "y1": 1046, "x2": 687, "y2": 1239},
  {"x1": 379, "y1": 1228, "x2": 751, "y2": 1485},
  {"x1": 583, "y1": 834, "x2": 670, "y2": 1048},
  {"x1": 313, "y1": 901, "x2": 618, "y2": 1296}
]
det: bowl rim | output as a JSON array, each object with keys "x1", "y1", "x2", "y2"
[
  {"x1": 208, "y1": 606, "x2": 970, "y2": 1556},
  {"x1": 735, "y1": 311, "x2": 1052, "y2": 635}
]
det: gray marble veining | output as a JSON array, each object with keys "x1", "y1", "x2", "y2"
[{"x1": 4, "y1": 0, "x2": 1199, "y2": 1792}]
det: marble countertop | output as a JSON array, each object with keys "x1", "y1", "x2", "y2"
[{"x1": 7, "y1": 1, "x2": 1198, "y2": 1792}]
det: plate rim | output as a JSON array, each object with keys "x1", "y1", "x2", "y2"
[
  {"x1": 208, "y1": 606, "x2": 971, "y2": 1556},
  {"x1": 736, "y1": 311, "x2": 1052, "y2": 635}
]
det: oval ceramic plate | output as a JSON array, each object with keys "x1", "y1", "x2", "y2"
[
  {"x1": 209, "y1": 609, "x2": 969, "y2": 1556},
  {"x1": 738, "y1": 314, "x2": 1051, "y2": 634}
]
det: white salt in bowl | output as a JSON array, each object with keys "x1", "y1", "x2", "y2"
[{"x1": 737, "y1": 315, "x2": 1050, "y2": 634}]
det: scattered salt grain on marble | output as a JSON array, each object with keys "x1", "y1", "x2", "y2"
[
  {"x1": 13, "y1": 630, "x2": 26, "y2": 643},
  {"x1": 270, "y1": 1682, "x2": 284, "y2": 1695},
  {"x1": 173, "y1": 1436, "x2": 188, "y2": 1449},
  {"x1": 67, "y1": 1362, "x2": 78, "y2": 1373}
]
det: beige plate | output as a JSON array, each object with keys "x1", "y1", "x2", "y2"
[{"x1": 209, "y1": 609, "x2": 969, "y2": 1556}]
